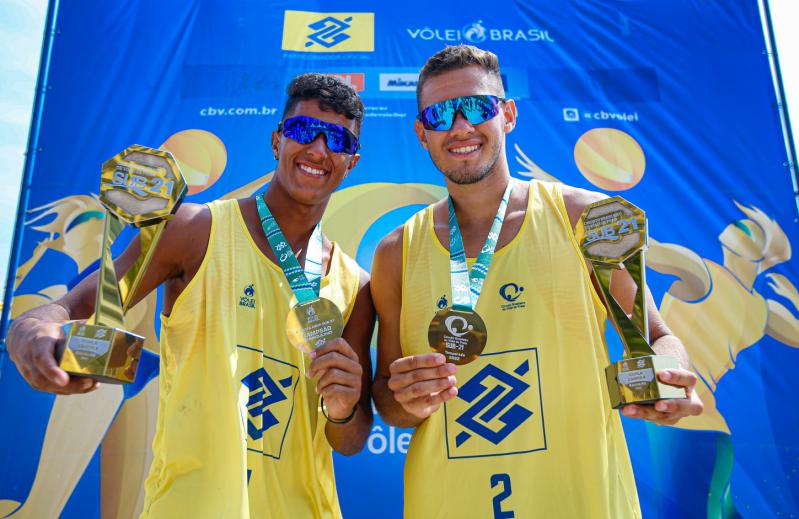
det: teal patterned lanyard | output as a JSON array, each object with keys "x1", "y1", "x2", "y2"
[
  {"x1": 255, "y1": 193, "x2": 323, "y2": 304},
  {"x1": 448, "y1": 183, "x2": 513, "y2": 311}
]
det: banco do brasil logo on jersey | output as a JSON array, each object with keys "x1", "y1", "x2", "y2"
[
  {"x1": 456, "y1": 363, "x2": 531, "y2": 445},
  {"x1": 238, "y1": 349, "x2": 299, "y2": 460},
  {"x1": 444, "y1": 348, "x2": 546, "y2": 458},
  {"x1": 282, "y1": 10, "x2": 374, "y2": 52}
]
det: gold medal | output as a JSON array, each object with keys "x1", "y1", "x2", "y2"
[
  {"x1": 285, "y1": 297, "x2": 344, "y2": 352},
  {"x1": 427, "y1": 307, "x2": 487, "y2": 365}
]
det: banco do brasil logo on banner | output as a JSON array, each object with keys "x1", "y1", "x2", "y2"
[{"x1": 282, "y1": 10, "x2": 374, "y2": 52}]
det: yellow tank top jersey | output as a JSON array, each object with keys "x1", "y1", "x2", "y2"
[
  {"x1": 141, "y1": 199, "x2": 360, "y2": 519},
  {"x1": 400, "y1": 180, "x2": 641, "y2": 519}
]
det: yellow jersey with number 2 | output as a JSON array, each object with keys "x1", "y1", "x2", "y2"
[{"x1": 400, "y1": 180, "x2": 641, "y2": 519}]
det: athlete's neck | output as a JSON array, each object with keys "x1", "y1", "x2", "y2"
[
  {"x1": 262, "y1": 181, "x2": 327, "y2": 248},
  {"x1": 446, "y1": 169, "x2": 513, "y2": 229}
]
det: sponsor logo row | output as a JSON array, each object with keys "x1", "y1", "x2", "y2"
[
  {"x1": 282, "y1": 10, "x2": 557, "y2": 53},
  {"x1": 327, "y1": 72, "x2": 418, "y2": 93},
  {"x1": 322, "y1": 70, "x2": 528, "y2": 100}
]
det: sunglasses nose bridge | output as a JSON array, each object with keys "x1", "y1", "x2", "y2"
[
  {"x1": 306, "y1": 131, "x2": 331, "y2": 155},
  {"x1": 450, "y1": 109, "x2": 475, "y2": 132}
]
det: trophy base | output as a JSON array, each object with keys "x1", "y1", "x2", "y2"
[
  {"x1": 606, "y1": 355, "x2": 686, "y2": 409},
  {"x1": 57, "y1": 322, "x2": 144, "y2": 384}
]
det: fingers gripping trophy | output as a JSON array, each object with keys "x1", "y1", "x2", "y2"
[
  {"x1": 576, "y1": 196, "x2": 686, "y2": 408},
  {"x1": 57, "y1": 145, "x2": 187, "y2": 384}
]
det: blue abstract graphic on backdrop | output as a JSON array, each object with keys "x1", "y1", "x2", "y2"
[{"x1": 1, "y1": 1, "x2": 797, "y2": 518}]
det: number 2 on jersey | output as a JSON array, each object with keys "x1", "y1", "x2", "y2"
[{"x1": 491, "y1": 473, "x2": 515, "y2": 519}]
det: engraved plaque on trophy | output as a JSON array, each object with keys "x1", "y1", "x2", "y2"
[
  {"x1": 57, "y1": 145, "x2": 187, "y2": 383},
  {"x1": 576, "y1": 196, "x2": 686, "y2": 408}
]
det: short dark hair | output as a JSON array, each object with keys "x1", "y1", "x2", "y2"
[
  {"x1": 282, "y1": 73, "x2": 365, "y2": 133},
  {"x1": 416, "y1": 45, "x2": 504, "y2": 108}
]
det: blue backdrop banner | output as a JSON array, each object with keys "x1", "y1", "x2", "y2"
[{"x1": 1, "y1": 1, "x2": 797, "y2": 518}]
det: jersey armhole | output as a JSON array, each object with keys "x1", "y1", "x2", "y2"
[
  {"x1": 400, "y1": 219, "x2": 411, "y2": 315},
  {"x1": 550, "y1": 182, "x2": 608, "y2": 323},
  {"x1": 337, "y1": 244, "x2": 360, "y2": 326},
  {"x1": 161, "y1": 201, "x2": 217, "y2": 324}
]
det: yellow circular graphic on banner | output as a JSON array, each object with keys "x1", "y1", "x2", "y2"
[
  {"x1": 161, "y1": 129, "x2": 227, "y2": 195},
  {"x1": 573, "y1": 128, "x2": 645, "y2": 191}
]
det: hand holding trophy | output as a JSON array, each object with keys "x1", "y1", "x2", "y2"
[
  {"x1": 576, "y1": 196, "x2": 686, "y2": 408},
  {"x1": 57, "y1": 145, "x2": 187, "y2": 383}
]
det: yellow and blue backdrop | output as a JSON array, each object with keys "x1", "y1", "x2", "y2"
[{"x1": 0, "y1": 1, "x2": 798, "y2": 518}]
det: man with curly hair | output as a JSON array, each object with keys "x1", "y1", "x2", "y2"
[{"x1": 8, "y1": 73, "x2": 374, "y2": 519}]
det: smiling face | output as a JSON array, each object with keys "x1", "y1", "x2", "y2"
[
  {"x1": 415, "y1": 66, "x2": 516, "y2": 185},
  {"x1": 271, "y1": 99, "x2": 361, "y2": 205}
]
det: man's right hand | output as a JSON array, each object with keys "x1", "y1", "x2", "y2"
[
  {"x1": 387, "y1": 353, "x2": 458, "y2": 420},
  {"x1": 7, "y1": 318, "x2": 97, "y2": 394}
]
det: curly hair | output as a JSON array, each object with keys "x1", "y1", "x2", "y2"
[
  {"x1": 282, "y1": 73, "x2": 364, "y2": 133},
  {"x1": 416, "y1": 45, "x2": 504, "y2": 108}
]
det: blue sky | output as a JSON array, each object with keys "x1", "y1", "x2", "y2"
[
  {"x1": 0, "y1": 0, "x2": 47, "y2": 305},
  {"x1": 0, "y1": 1, "x2": 797, "y2": 304}
]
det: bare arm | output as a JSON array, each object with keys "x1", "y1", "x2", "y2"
[
  {"x1": 310, "y1": 268, "x2": 376, "y2": 455},
  {"x1": 370, "y1": 227, "x2": 457, "y2": 428},
  {"x1": 6, "y1": 203, "x2": 210, "y2": 394}
]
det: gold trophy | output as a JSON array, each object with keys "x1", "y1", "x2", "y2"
[
  {"x1": 576, "y1": 196, "x2": 685, "y2": 408},
  {"x1": 57, "y1": 145, "x2": 187, "y2": 383}
]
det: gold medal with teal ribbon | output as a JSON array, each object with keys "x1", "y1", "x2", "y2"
[
  {"x1": 255, "y1": 194, "x2": 343, "y2": 352},
  {"x1": 428, "y1": 183, "x2": 512, "y2": 364}
]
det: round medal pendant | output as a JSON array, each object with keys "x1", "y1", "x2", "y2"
[
  {"x1": 427, "y1": 307, "x2": 488, "y2": 365},
  {"x1": 286, "y1": 297, "x2": 344, "y2": 352}
]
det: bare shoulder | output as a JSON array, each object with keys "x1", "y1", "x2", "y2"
[
  {"x1": 371, "y1": 225, "x2": 404, "y2": 287},
  {"x1": 374, "y1": 224, "x2": 404, "y2": 259},
  {"x1": 560, "y1": 184, "x2": 608, "y2": 230},
  {"x1": 167, "y1": 202, "x2": 211, "y2": 238},
  {"x1": 235, "y1": 195, "x2": 256, "y2": 218},
  {"x1": 161, "y1": 202, "x2": 212, "y2": 270}
]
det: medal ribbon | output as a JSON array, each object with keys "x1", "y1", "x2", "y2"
[
  {"x1": 255, "y1": 193, "x2": 322, "y2": 303},
  {"x1": 448, "y1": 183, "x2": 513, "y2": 311}
]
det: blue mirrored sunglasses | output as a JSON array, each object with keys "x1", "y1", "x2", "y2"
[
  {"x1": 417, "y1": 95, "x2": 505, "y2": 131},
  {"x1": 279, "y1": 115, "x2": 360, "y2": 154}
]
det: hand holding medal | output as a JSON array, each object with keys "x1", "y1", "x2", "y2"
[{"x1": 427, "y1": 183, "x2": 512, "y2": 365}]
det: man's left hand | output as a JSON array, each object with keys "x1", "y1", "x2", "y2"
[
  {"x1": 307, "y1": 338, "x2": 363, "y2": 421},
  {"x1": 621, "y1": 368, "x2": 704, "y2": 426}
]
